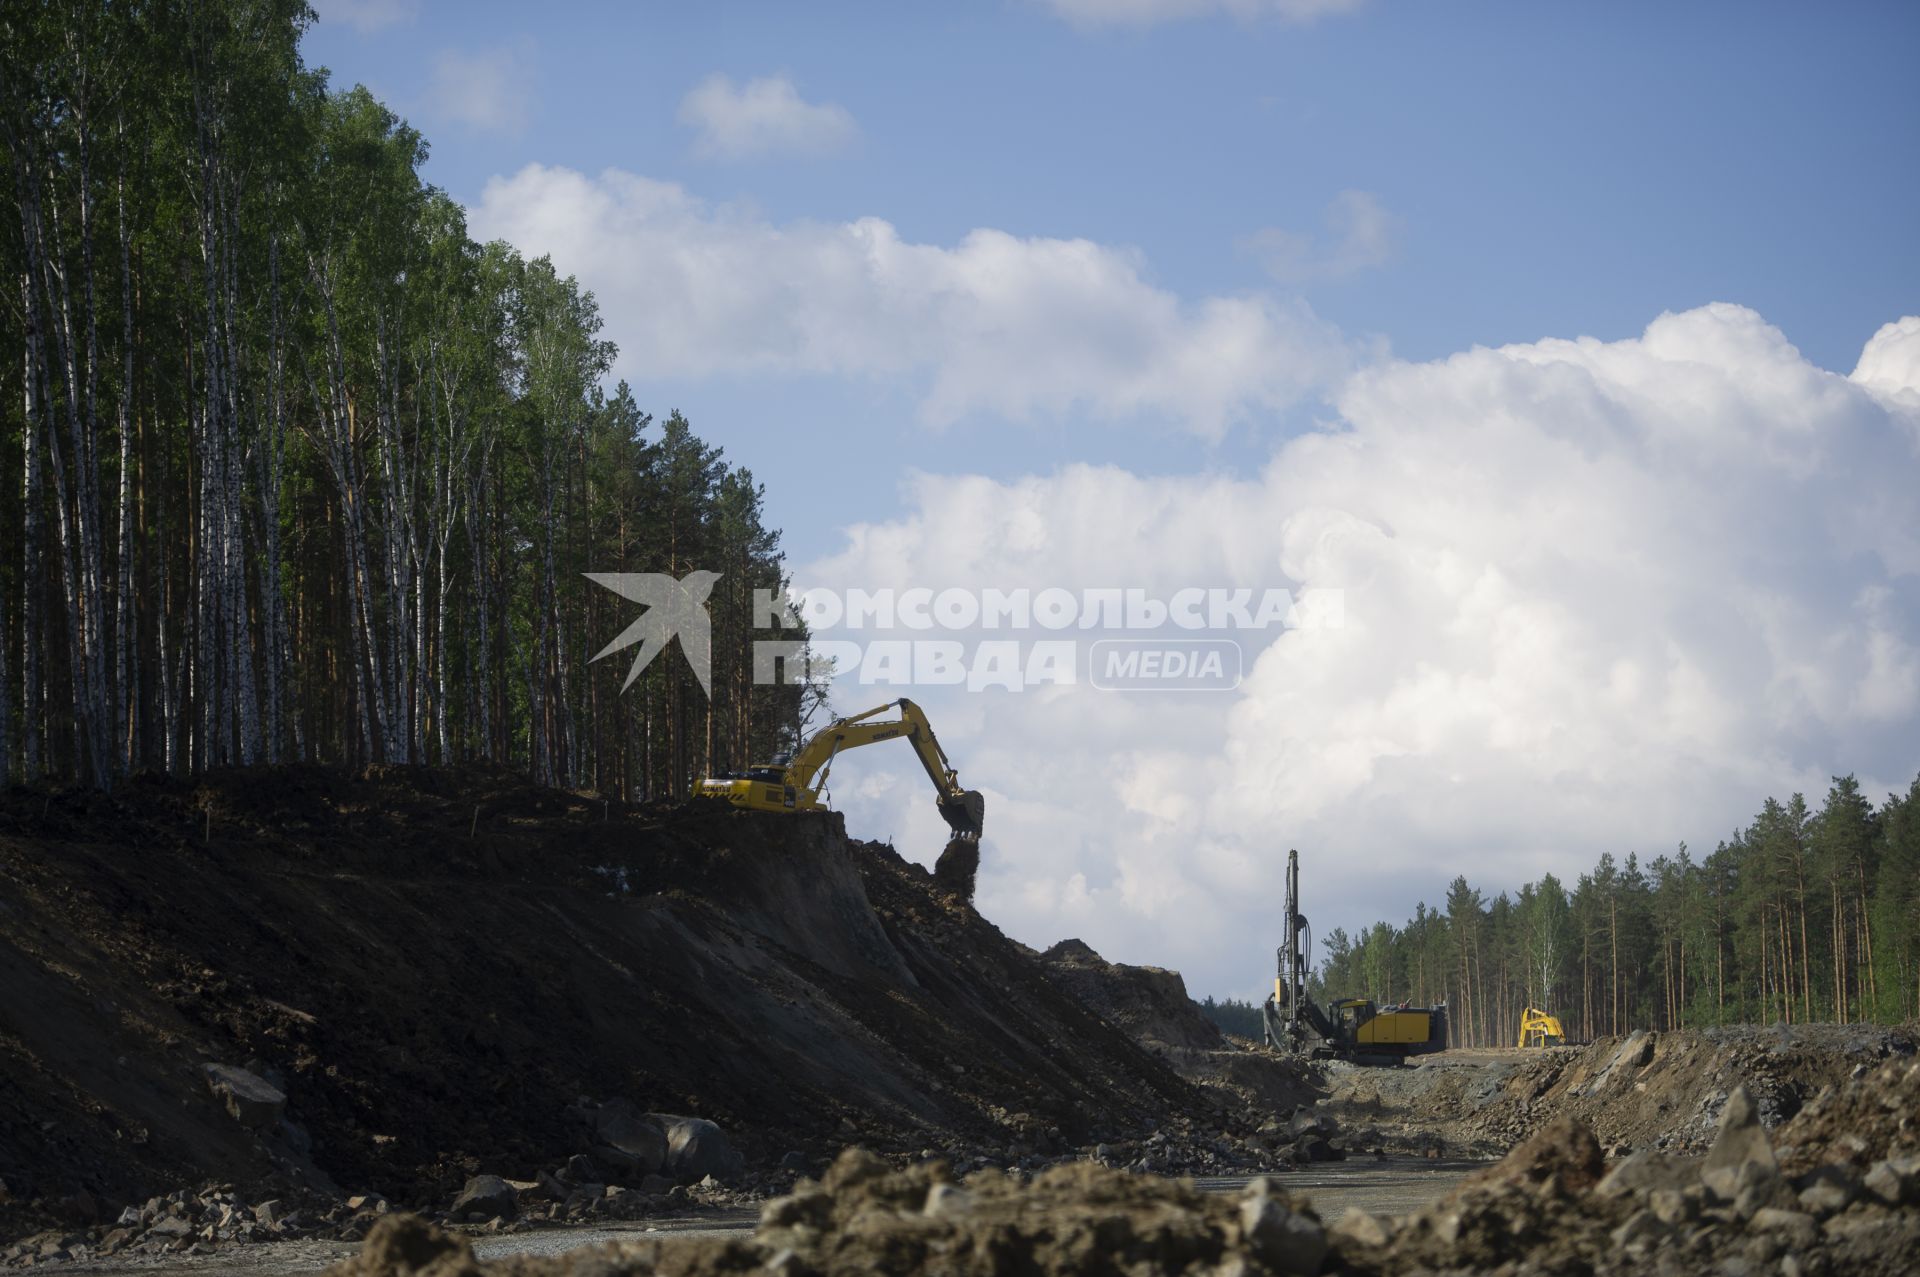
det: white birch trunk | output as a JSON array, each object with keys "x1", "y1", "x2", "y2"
[
  {"x1": 19, "y1": 268, "x2": 42, "y2": 779},
  {"x1": 113, "y1": 127, "x2": 137, "y2": 772}
]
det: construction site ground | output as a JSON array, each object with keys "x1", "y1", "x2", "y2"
[
  {"x1": 43, "y1": 1163, "x2": 1481, "y2": 1277},
  {"x1": 1319, "y1": 1024, "x2": 1918, "y2": 1162},
  {"x1": 3, "y1": 765, "x2": 1916, "y2": 1275}
]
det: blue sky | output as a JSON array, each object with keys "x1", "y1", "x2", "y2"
[
  {"x1": 306, "y1": 0, "x2": 1919, "y2": 560},
  {"x1": 304, "y1": 0, "x2": 1920, "y2": 997}
]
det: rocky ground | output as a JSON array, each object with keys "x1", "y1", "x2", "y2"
[
  {"x1": 1320, "y1": 1023, "x2": 1918, "y2": 1160},
  {"x1": 311, "y1": 1056, "x2": 1920, "y2": 1277}
]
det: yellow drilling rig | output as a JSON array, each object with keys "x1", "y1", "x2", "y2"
[{"x1": 1262, "y1": 849, "x2": 1450, "y2": 1065}]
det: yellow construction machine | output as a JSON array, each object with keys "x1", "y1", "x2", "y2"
[
  {"x1": 1263, "y1": 849, "x2": 1448, "y2": 1065},
  {"x1": 696, "y1": 698, "x2": 985, "y2": 843},
  {"x1": 1517, "y1": 1007, "x2": 1568, "y2": 1048}
]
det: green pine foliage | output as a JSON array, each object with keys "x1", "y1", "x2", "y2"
[
  {"x1": 1197, "y1": 995, "x2": 1265, "y2": 1039},
  {"x1": 1313, "y1": 773, "x2": 1920, "y2": 1041},
  {"x1": 0, "y1": 2, "x2": 814, "y2": 795}
]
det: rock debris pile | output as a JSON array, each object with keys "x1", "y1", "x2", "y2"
[
  {"x1": 323, "y1": 1060, "x2": 1920, "y2": 1277},
  {"x1": 1325, "y1": 1022, "x2": 1917, "y2": 1160}
]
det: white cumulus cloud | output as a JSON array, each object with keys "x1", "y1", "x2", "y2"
[
  {"x1": 678, "y1": 74, "x2": 857, "y2": 160},
  {"x1": 799, "y1": 304, "x2": 1920, "y2": 999},
  {"x1": 1246, "y1": 189, "x2": 1400, "y2": 283},
  {"x1": 1854, "y1": 316, "x2": 1920, "y2": 415},
  {"x1": 1043, "y1": 0, "x2": 1367, "y2": 29},
  {"x1": 466, "y1": 164, "x2": 1353, "y2": 434},
  {"x1": 426, "y1": 43, "x2": 535, "y2": 136}
]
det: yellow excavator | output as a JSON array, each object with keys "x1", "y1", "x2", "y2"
[
  {"x1": 1517, "y1": 1007, "x2": 1568, "y2": 1048},
  {"x1": 695, "y1": 698, "x2": 985, "y2": 843}
]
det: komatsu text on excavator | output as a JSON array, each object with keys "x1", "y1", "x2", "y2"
[{"x1": 695, "y1": 698, "x2": 985, "y2": 843}]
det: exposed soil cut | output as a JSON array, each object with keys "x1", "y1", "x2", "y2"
[
  {"x1": 1037, "y1": 941, "x2": 1226, "y2": 1053},
  {"x1": 0, "y1": 766, "x2": 1226, "y2": 1246},
  {"x1": 1035, "y1": 940, "x2": 1323, "y2": 1136}
]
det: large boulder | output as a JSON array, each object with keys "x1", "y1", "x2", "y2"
[
  {"x1": 595, "y1": 1112, "x2": 667, "y2": 1175},
  {"x1": 448, "y1": 1175, "x2": 517, "y2": 1221},
  {"x1": 649, "y1": 1114, "x2": 744, "y2": 1182},
  {"x1": 202, "y1": 1063, "x2": 286, "y2": 1129},
  {"x1": 1285, "y1": 1106, "x2": 1341, "y2": 1162},
  {"x1": 1238, "y1": 1179, "x2": 1326, "y2": 1276},
  {"x1": 1701, "y1": 1086, "x2": 1776, "y2": 1202},
  {"x1": 566, "y1": 1101, "x2": 670, "y2": 1178}
]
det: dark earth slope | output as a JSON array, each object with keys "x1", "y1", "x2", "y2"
[
  {"x1": 1038, "y1": 939, "x2": 1227, "y2": 1052},
  {"x1": 0, "y1": 766, "x2": 1209, "y2": 1236}
]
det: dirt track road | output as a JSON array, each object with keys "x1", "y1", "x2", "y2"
[
  {"x1": 1195, "y1": 1157, "x2": 1477, "y2": 1217},
  {"x1": 53, "y1": 1160, "x2": 1476, "y2": 1277}
]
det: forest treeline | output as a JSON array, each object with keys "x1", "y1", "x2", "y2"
[
  {"x1": 1, "y1": 1, "x2": 815, "y2": 796},
  {"x1": 1196, "y1": 995, "x2": 1263, "y2": 1040},
  {"x1": 1309, "y1": 773, "x2": 1920, "y2": 1043}
]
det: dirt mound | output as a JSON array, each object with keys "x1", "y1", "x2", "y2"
[
  {"x1": 1038, "y1": 939, "x2": 1225, "y2": 1052},
  {"x1": 1034, "y1": 939, "x2": 1326, "y2": 1145},
  {"x1": 0, "y1": 767, "x2": 1218, "y2": 1243},
  {"x1": 328, "y1": 1150, "x2": 1329, "y2": 1277},
  {"x1": 1326, "y1": 1024, "x2": 1919, "y2": 1159},
  {"x1": 1485, "y1": 1025, "x2": 1918, "y2": 1156},
  {"x1": 332, "y1": 1214, "x2": 478, "y2": 1277},
  {"x1": 1774, "y1": 1055, "x2": 1920, "y2": 1177},
  {"x1": 1344, "y1": 1075, "x2": 1920, "y2": 1276}
]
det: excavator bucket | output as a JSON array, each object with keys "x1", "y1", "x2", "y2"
[{"x1": 937, "y1": 789, "x2": 986, "y2": 841}]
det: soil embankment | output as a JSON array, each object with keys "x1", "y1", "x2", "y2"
[
  {"x1": 1035, "y1": 939, "x2": 1322, "y2": 1119},
  {"x1": 0, "y1": 766, "x2": 1209, "y2": 1240},
  {"x1": 1323, "y1": 1023, "x2": 1918, "y2": 1159}
]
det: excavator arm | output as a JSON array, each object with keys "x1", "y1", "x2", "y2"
[
  {"x1": 699, "y1": 698, "x2": 984, "y2": 841},
  {"x1": 788, "y1": 699, "x2": 984, "y2": 841}
]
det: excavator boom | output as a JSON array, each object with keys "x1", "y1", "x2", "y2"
[
  {"x1": 1517, "y1": 1007, "x2": 1567, "y2": 1048},
  {"x1": 696, "y1": 698, "x2": 985, "y2": 841}
]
